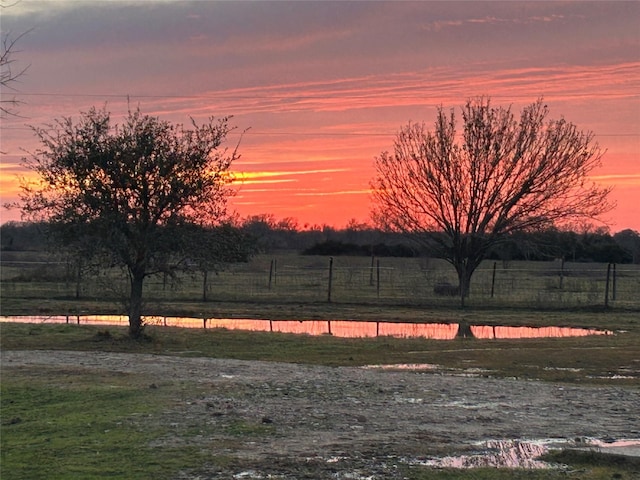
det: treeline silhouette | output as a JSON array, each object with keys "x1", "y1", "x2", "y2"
[
  {"x1": 1, "y1": 219, "x2": 639, "y2": 264},
  {"x1": 302, "y1": 240, "x2": 416, "y2": 257},
  {"x1": 301, "y1": 230, "x2": 637, "y2": 263}
]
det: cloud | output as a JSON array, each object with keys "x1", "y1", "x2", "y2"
[
  {"x1": 424, "y1": 12, "x2": 569, "y2": 32},
  {"x1": 294, "y1": 189, "x2": 371, "y2": 197},
  {"x1": 1, "y1": 1, "x2": 638, "y2": 229},
  {"x1": 590, "y1": 174, "x2": 640, "y2": 186}
]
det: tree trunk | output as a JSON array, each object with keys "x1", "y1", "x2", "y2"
[
  {"x1": 455, "y1": 264, "x2": 474, "y2": 308},
  {"x1": 454, "y1": 259, "x2": 480, "y2": 307},
  {"x1": 456, "y1": 320, "x2": 474, "y2": 338},
  {"x1": 129, "y1": 269, "x2": 145, "y2": 338}
]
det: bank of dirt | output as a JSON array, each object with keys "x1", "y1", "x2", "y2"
[{"x1": 3, "y1": 350, "x2": 639, "y2": 479}]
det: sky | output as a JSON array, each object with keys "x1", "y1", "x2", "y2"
[{"x1": 1, "y1": 0, "x2": 638, "y2": 232}]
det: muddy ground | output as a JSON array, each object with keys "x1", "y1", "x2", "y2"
[{"x1": 3, "y1": 350, "x2": 640, "y2": 479}]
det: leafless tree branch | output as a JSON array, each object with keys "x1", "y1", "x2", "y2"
[{"x1": 1, "y1": 21, "x2": 31, "y2": 117}]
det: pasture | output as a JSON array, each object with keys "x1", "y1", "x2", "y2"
[
  {"x1": 2, "y1": 325, "x2": 640, "y2": 480},
  {"x1": 2, "y1": 250, "x2": 640, "y2": 479},
  {"x1": 1, "y1": 251, "x2": 639, "y2": 316}
]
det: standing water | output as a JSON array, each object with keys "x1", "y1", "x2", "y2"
[{"x1": 0, "y1": 315, "x2": 613, "y2": 340}]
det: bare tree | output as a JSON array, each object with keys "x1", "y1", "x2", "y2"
[
  {"x1": 372, "y1": 98, "x2": 612, "y2": 305},
  {"x1": 1, "y1": 0, "x2": 30, "y2": 117},
  {"x1": 18, "y1": 106, "x2": 240, "y2": 337}
]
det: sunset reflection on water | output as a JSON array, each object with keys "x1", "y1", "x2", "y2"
[
  {"x1": 0, "y1": 316, "x2": 612, "y2": 340},
  {"x1": 141, "y1": 317, "x2": 461, "y2": 339},
  {"x1": 470, "y1": 325, "x2": 612, "y2": 339}
]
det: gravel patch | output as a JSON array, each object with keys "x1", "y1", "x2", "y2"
[{"x1": 3, "y1": 349, "x2": 639, "y2": 478}]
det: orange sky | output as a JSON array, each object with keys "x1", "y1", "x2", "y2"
[{"x1": 1, "y1": 1, "x2": 638, "y2": 231}]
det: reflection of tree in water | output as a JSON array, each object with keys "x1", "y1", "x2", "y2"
[{"x1": 456, "y1": 321, "x2": 474, "y2": 338}]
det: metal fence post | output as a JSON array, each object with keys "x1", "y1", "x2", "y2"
[
  {"x1": 491, "y1": 261, "x2": 497, "y2": 298},
  {"x1": 369, "y1": 254, "x2": 375, "y2": 286},
  {"x1": 604, "y1": 263, "x2": 611, "y2": 307},
  {"x1": 268, "y1": 259, "x2": 274, "y2": 289},
  {"x1": 327, "y1": 257, "x2": 333, "y2": 303}
]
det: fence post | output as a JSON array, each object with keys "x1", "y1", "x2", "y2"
[
  {"x1": 369, "y1": 254, "x2": 375, "y2": 286},
  {"x1": 376, "y1": 259, "x2": 381, "y2": 298},
  {"x1": 612, "y1": 263, "x2": 617, "y2": 301},
  {"x1": 327, "y1": 257, "x2": 334, "y2": 303},
  {"x1": 490, "y1": 262, "x2": 497, "y2": 298},
  {"x1": 268, "y1": 259, "x2": 274, "y2": 289},
  {"x1": 604, "y1": 263, "x2": 611, "y2": 307},
  {"x1": 559, "y1": 258, "x2": 565, "y2": 290}
]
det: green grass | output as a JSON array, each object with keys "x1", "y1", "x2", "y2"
[
  {"x1": 3, "y1": 361, "x2": 638, "y2": 480},
  {"x1": 403, "y1": 464, "x2": 640, "y2": 479},
  {"x1": 2, "y1": 252, "x2": 640, "y2": 478},
  {"x1": 2, "y1": 323, "x2": 639, "y2": 479},
  {"x1": 2, "y1": 315, "x2": 639, "y2": 385},
  {"x1": 0, "y1": 365, "x2": 215, "y2": 480}
]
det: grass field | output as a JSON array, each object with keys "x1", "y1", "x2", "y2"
[
  {"x1": 1, "y1": 251, "x2": 639, "y2": 479},
  {"x1": 2, "y1": 324, "x2": 640, "y2": 480},
  {"x1": 2, "y1": 252, "x2": 639, "y2": 314}
]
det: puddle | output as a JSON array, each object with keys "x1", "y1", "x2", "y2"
[
  {"x1": 583, "y1": 438, "x2": 640, "y2": 457},
  {"x1": 362, "y1": 364, "x2": 499, "y2": 378},
  {"x1": 362, "y1": 363, "x2": 440, "y2": 371},
  {"x1": 303, "y1": 438, "x2": 640, "y2": 471},
  {"x1": 414, "y1": 438, "x2": 640, "y2": 469},
  {"x1": 418, "y1": 439, "x2": 551, "y2": 469},
  {"x1": 0, "y1": 315, "x2": 613, "y2": 340},
  {"x1": 471, "y1": 325, "x2": 612, "y2": 339}
]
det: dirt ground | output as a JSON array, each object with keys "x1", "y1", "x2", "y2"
[{"x1": 3, "y1": 350, "x2": 640, "y2": 479}]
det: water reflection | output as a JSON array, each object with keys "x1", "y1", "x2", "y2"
[
  {"x1": 471, "y1": 325, "x2": 611, "y2": 339},
  {"x1": 418, "y1": 440, "x2": 550, "y2": 469},
  {"x1": 416, "y1": 437, "x2": 640, "y2": 469},
  {"x1": 362, "y1": 363, "x2": 439, "y2": 371},
  {"x1": 0, "y1": 315, "x2": 612, "y2": 340}
]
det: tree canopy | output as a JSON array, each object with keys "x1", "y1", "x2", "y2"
[
  {"x1": 371, "y1": 98, "x2": 612, "y2": 303},
  {"x1": 18, "y1": 106, "x2": 240, "y2": 336}
]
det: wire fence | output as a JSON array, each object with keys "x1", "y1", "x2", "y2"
[
  {"x1": 205, "y1": 257, "x2": 639, "y2": 309},
  {"x1": 2, "y1": 255, "x2": 638, "y2": 310}
]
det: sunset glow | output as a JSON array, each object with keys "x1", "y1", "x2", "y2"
[{"x1": 1, "y1": 1, "x2": 638, "y2": 230}]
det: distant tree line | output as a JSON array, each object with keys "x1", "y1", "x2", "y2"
[
  {"x1": 3, "y1": 220, "x2": 639, "y2": 264},
  {"x1": 486, "y1": 229, "x2": 638, "y2": 264},
  {"x1": 302, "y1": 240, "x2": 416, "y2": 258},
  {"x1": 0, "y1": 220, "x2": 254, "y2": 261}
]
